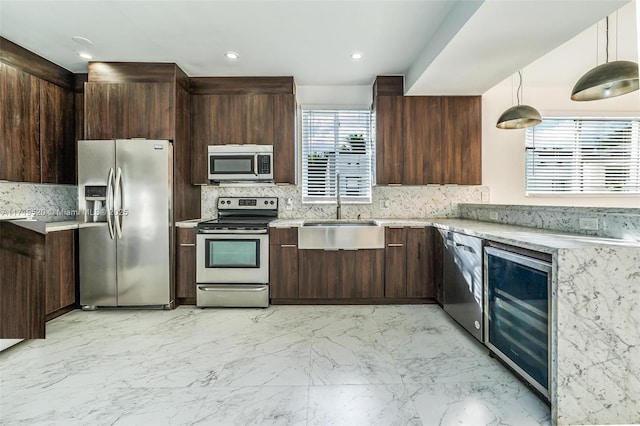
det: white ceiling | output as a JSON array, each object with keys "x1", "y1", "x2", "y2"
[{"x1": 0, "y1": 0, "x2": 634, "y2": 94}]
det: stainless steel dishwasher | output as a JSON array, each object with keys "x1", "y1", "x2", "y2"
[{"x1": 440, "y1": 230, "x2": 484, "y2": 342}]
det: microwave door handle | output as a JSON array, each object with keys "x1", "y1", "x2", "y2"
[{"x1": 254, "y1": 154, "x2": 259, "y2": 176}]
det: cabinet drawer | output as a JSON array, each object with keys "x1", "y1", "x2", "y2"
[
  {"x1": 385, "y1": 226, "x2": 406, "y2": 245},
  {"x1": 269, "y1": 227, "x2": 298, "y2": 245}
]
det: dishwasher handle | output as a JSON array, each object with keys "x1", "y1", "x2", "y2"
[{"x1": 455, "y1": 242, "x2": 476, "y2": 253}]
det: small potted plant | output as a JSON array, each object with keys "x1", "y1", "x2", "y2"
[{"x1": 344, "y1": 134, "x2": 366, "y2": 153}]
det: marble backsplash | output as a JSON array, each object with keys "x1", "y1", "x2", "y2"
[
  {"x1": 0, "y1": 182, "x2": 77, "y2": 221},
  {"x1": 202, "y1": 185, "x2": 489, "y2": 220},
  {"x1": 459, "y1": 203, "x2": 640, "y2": 242}
]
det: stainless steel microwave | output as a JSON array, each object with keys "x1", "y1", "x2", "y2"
[{"x1": 208, "y1": 144, "x2": 274, "y2": 182}]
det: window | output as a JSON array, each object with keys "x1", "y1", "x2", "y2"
[
  {"x1": 525, "y1": 118, "x2": 640, "y2": 195},
  {"x1": 301, "y1": 108, "x2": 374, "y2": 203}
]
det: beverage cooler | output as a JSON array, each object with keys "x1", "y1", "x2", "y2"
[{"x1": 484, "y1": 246, "x2": 552, "y2": 399}]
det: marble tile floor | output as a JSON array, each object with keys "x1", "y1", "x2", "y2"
[{"x1": 0, "y1": 305, "x2": 551, "y2": 426}]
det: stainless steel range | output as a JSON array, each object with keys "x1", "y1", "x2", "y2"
[{"x1": 196, "y1": 197, "x2": 278, "y2": 308}]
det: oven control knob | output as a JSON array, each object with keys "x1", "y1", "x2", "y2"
[
  {"x1": 270, "y1": 201, "x2": 275, "y2": 205},
  {"x1": 264, "y1": 201, "x2": 268, "y2": 205}
]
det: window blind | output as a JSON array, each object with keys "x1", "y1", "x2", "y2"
[
  {"x1": 301, "y1": 109, "x2": 374, "y2": 203},
  {"x1": 525, "y1": 118, "x2": 640, "y2": 194}
]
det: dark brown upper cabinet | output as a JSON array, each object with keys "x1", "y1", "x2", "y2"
[
  {"x1": 441, "y1": 96, "x2": 482, "y2": 185},
  {"x1": 189, "y1": 77, "x2": 296, "y2": 185},
  {"x1": 373, "y1": 75, "x2": 481, "y2": 185},
  {"x1": 403, "y1": 96, "x2": 443, "y2": 185},
  {"x1": 0, "y1": 63, "x2": 41, "y2": 183},
  {"x1": 0, "y1": 38, "x2": 76, "y2": 184},
  {"x1": 375, "y1": 95, "x2": 405, "y2": 185},
  {"x1": 40, "y1": 80, "x2": 75, "y2": 184},
  {"x1": 272, "y1": 94, "x2": 296, "y2": 184},
  {"x1": 84, "y1": 82, "x2": 175, "y2": 140},
  {"x1": 373, "y1": 76, "x2": 404, "y2": 185}
]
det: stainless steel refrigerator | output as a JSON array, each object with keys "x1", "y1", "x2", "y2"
[{"x1": 78, "y1": 139, "x2": 173, "y2": 309}]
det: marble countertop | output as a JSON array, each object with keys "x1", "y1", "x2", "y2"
[
  {"x1": 176, "y1": 218, "x2": 205, "y2": 228},
  {"x1": 270, "y1": 218, "x2": 640, "y2": 252},
  {"x1": 45, "y1": 221, "x2": 79, "y2": 232}
]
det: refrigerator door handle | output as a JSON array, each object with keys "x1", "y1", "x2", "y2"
[
  {"x1": 114, "y1": 167, "x2": 123, "y2": 239},
  {"x1": 106, "y1": 167, "x2": 115, "y2": 240}
]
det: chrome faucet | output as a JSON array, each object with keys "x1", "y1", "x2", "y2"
[{"x1": 336, "y1": 173, "x2": 342, "y2": 220}]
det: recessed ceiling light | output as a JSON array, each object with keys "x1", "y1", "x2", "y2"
[
  {"x1": 225, "y1": 52, "x2": 240, "y2": 60},
  {"x1": 79, "y1": 52, "x2": 93, "y2": 60},
  {"x1": 72, "y1": 36, "x2": 93, "y2": 45},
  {"x1": 350, "y1": 52, "x2": 363, "y2": 60}
]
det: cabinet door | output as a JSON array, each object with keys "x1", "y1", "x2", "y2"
[
  {"x1": 404, "y1": 96, "x2": 442, "y2": 185},
  {"x1": 432, "y1": 227, "x2": 444, "y2": 305},
  {"x1": 245, "y1": 94, "x2": 274, "y2": 145},
  {"x1": 176, "y1": 228, "x2": 196, "y2": 300},
  {"x1": 191, "y1": 95, "x2": 226, "y2": 184},
  {"x1": 384, "y1": 227, "x2": 406, "y2": 298},
  {"x1": 273, "y1": 94, "x2": 296, "y2": 184},
  {"x1": 338, "y1": 249, "x2": 384, "y2": 298},
  {"x1": 85, "y1": 82, "x2": 174, "y2": 140},
  {"x1": 270, "y1": 227, "x2": 298, "y2": 299},
  {"x1": 84, "y1": 83, "x2": 123, "y2": 139},
  {"x1": 299, "y1": 249, "x2": 339, "y2": 298},
  {"x1": 45, "y1": 230, "x2": 76, "y2": 316},
  {"x1": 441, "y1": 96, "x2": 481, "y2": 184},
  {"x1": 375, "y1": 95, "x2": 404, "y2": 185},
  {"x1": 0, "y1": 63, "x2": 40, "y2": 182},
  {"x1": 125, "y1": 82, "x2": 174, "y2": 140},
  {"x1": 40, "y1": 81, "x2": 75, "y2": 184},
  {"x1": 406, "y1": 227, "x2": 435, "y2": 298}
]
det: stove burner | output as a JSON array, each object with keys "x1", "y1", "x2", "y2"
[{"x1": 197, "y1": 196, "x2": 278, "y2": 232}]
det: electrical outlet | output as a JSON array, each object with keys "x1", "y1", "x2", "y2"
[
  {"x1": 481, "y1": 192, "x2": 489, "y2": 202},
  {"x1": 379, "y1": 200, "x2": 389, "y2": 209},
  {"x1": 285, "y1": 198, "x2": 293, "y2": 210},
  {"x1": 489, "y1": 212, "x2": 499, "y2": 221},
  {"x1": 579, "y1": 217, "x2": 599, "y2": 231}
]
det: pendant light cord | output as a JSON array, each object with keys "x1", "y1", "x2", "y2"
[
  {"x1": 605, "y1": 16, "x2": 609, "y2": 64},
  {"x1": 517, "y1": 70, "x2": 523, "y2": 105}
]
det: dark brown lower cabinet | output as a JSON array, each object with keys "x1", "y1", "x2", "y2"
[
  {"x1": 406, "y1": 227, "x2": 434, "y2": 298},
  {"x1": 269, "y1": 227, "x2": 299, "y2": 299},
  {"x1": 432, "y1": 227, "x2": 444, "y2": 305},
  {"x1": 0, "y1": 221, "x2": 46, "y2": 338},
  {"x1": 176, "y1": 227, "x2": 196, "y2": 303},
  {"x1": 45, "y1": 229, "x2": 77, "y2": 319},
  {"x1": 299, "y1": 249, "x2": 384, "y2": 299},
  {"x1": 385, "y1": 227, "x2": 407, "y2": 297},
  {"x1": 384, "y1": 226, "x2": 435, "y2": 299}
]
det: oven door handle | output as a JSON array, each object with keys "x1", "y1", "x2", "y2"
[{"x1": 198, "y1": 229, "x2": 268, "y2": 234}]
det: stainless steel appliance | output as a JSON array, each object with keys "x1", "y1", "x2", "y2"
[
  {"x1": 208, "y1": 144, "x2": 273, "y2": 182},
  {"x1": 441, "y1": 230, "x2": 484, "y2": 342},
  {"x1": 196, "y1": 197, "x2": 278, "y2": 308},
  {"x1": 78, "y1": 139, "x2": 173, "y2": 309},
  {"x1": 485, "y1": 245, "x2": 552, "y2": 399}
]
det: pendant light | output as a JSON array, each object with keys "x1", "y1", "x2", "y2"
[
  {"x1": 496, "y1": 70, "x2": 542, "y2": 129},
  {"x1": 571, "y1": 16, "x2": 639, "y2": 101}
]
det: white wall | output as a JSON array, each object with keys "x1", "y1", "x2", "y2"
[
  {"x1": 296, "y1": 85, "x2": 372, "y2": 108},
  {"x1": 482, "y1": 1, "x2": 640, "y2": 208}
]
